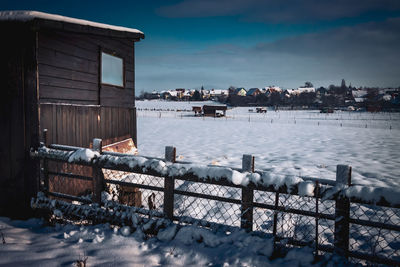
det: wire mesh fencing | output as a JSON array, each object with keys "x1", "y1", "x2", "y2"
[
  {"x1": 173, "y1": 179, "x2": 242, "y2": 229},
  {"x1": 103, "y1": 169, "x2": 165, "y2": 212},
  {"x1": 349, "y1": 202, "x2": 400, "y2": 265},
  {"x1": 35, "y1": 144, "x2": 400, "y2": 266}
]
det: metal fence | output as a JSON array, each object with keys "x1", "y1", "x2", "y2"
[{"x1": 32, "y1": 137, "x2": 400, "y2": 266}]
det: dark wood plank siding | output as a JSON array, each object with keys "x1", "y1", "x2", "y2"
[
  {"x1": 40, "y1": 104, "x2": 136, "y2": 147},
  {"x1": 38, "y1": 30, "x2": 135, "y2": 108}
]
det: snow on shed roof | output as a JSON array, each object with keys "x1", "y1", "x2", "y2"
[{"x1": 0, "y1": 10, "x2": 144, "y2": 39}]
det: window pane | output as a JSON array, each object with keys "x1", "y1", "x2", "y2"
[{"x1": 101, "y1": 52, "x2": 123, "y2": 87}]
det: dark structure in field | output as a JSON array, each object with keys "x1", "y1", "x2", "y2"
[
  {"x1": 0, "y1": 11, "x2": 144, "y2": 217},
  {"x1": 192, "y1": 105, "x2": 228, "y2": 117},
  {"x1": 203, "y1": 105, "x2": 227, "y2": 117},
  {"x1": 192, "y1": 106, "x2": 202, "y2": 116}
]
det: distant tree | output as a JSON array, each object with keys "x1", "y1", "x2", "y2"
[
  {"x1": 298, "y1": 92, "x2": 317, "y2": 105},
  {"x1": 269, "y1": 91, "x2": 282, "y2": 105},
  {"x1": 317, "y1": 87, "x2": 327, "y2": 95},
  {"x1": 191, "y1": 90, "x2": 201, "y2": 101},
  {"x1": 322, "y1": 94, "x2": 337, "y2": 107},
  {"x1": 255, "y1": 92, "x2": 268, "y2": 104},
  {"x1": 304, "y1": 81, "x2": 314, "y2": 88}
]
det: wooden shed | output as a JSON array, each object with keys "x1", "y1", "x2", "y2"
[
  {"x1": 0, "y1": 11, "x2": 144, "y2": 217},
  {"x1": 203, "y1": 105, "x2": 227, "y2": 117}
]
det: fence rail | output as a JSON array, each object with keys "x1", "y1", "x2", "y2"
[{"x1": 31, "y1": 132, "x2": 400, "y2": 266}]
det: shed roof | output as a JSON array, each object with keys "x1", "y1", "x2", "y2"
[
  {"x1": 203, "y1": 105, "x2": 227, "y2": 111},
  {"x1": 247, "y1": 88, "x2": 260, "y2": 96},
  {"x1": 0, "y1": 10, "x2": 144, "y2": 40}
]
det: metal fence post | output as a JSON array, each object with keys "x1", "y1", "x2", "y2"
[
  {"x1": 92, "y1": 138, "x2": 104, "y2": 204},
  {"x1": 334, "y1": 164, "x2": 352, "y2": 258},
  {"x1": 241, "y1": 154, "x2": 254, "y2": 231},
  {"x1": 164, "y1": 146, "x2": 176, "y2": 220},
  {"x1": 42, "y1": 129, "x2": 49, "y2": 195}
]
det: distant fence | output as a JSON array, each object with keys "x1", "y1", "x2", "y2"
[
  {"x1": 31, "y1": 134, "x2": 400, "y2": 266},
  {"x1": 136, "y1": 108, "x2": 400, "y2": 130}
]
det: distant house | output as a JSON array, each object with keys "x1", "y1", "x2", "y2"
[
  {"x1": 160, "y1": 91, "x2": 171, "y2": 100},
  {"x1": 232, "y1": 88, "x2": 247, "y2": 96},
  {"x1": 209, "y1": 89, "x2": 229, "y2": 100},
  {"x1": 149, "y1": 91, "x2": 161, "y2": 99},
  {"x1": 175, "y1": 88, "x2": 185, "y2": 99},
  {"x1": 297, "y1": 87, "x2": 316, "y2": 93},
  {"x1": 264, "y1": 87, "x2": 280, "y2": 96},
  {"x1": 183, "y1": 90, "x2": 194, "y2": 101},
  {"x1": 352, "y1": 89, "x2": 368, "y2": 103},
  {"x1": 201, "y1": 89, "x2": 210, "y2": 99},
  {"x1": 288, "y1": 87, "x2": 316, "y2": 95},
  {"x1": 264, "y1": 86, "x2": 282, "y2": 95},
  {"x1": 210, "y1": 89, "x2": 229, "y2": 97},
  {"x1": 246, "y1": 88, "x2": 261, "y2": 97}
]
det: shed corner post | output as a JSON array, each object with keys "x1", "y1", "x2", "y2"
[
  {"x1": 42, "y1": 129, "x2": 49, "y2": 196},
  {"x1": 241, "y1": 154, "x2": 254, "y2": 231},
  {"x1": 92, "y1": 138, "x2": 104, "y2": 205},
  {"x1": 334, "y1": 164, "x2": 352, "y2": 258},
  {"x1": 164, "y1": 146, "x2": 176, "y2": 220}
]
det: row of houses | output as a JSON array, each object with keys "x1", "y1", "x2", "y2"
[
  {"x1": 143, "y1": 86, "x2": 288, "y2": 100},
  {"x1": 157, "y1": 86, "x2": 317, "y2": 99},
  {"x1": 140, "y1": 86, "x2": 399, "y2": 111},
  {"x1": 156, "y1": 88, "x2": 229, "y2": 100},
  {"x1": 230, "y1": 86, "x2": 316, "y2": 97},
  {"x1": 351, "y1": 88, "x2": 399, "y2": 104}
]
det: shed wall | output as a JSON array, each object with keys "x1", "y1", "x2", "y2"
[
  {"x1": 0, "y1": 25, "x2": 39, "y2": 217},
  {"x1": 38, "y1": 30, "x2": 135, "y2": 107}
]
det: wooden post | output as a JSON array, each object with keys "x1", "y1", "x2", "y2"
[
  {"x1": 164, "y1": 146, "x2": 176, "y2": 219},
  {"x1": 334, "y1": 165, "x2": 352, "y2": 258},
  {"x1": 92, "y1": 138, "x2": 104, "y2": 204},
  {"x1": 241, "y1": 154, "x2": 254, "y2": 231},
  {"x1": 165, "y1": 146, "x2": 176, "y2": 163},
  {"x1": 42, "y1": 129, "x2": 49, "y2": 195},
  {"x1": 273, "y1": 191, "x2": 279, "y2": 238}
]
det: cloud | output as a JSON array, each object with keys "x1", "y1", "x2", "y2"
[
  {"x1": 254, "y1": 17, "x2": 400, "y2": 58},
  {"x1": 136, "y1": 17, "x2": 400, "y2": 91},
  {"x1": 156, "y1": 0, "x2": 400, "y2": 23}
]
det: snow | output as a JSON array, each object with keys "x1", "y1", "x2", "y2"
[
  {"x1": 68, "y1": 148, "x2": 100, "y2": 163},
  {"x1": 0, "y1": 216, "x2": 352, "y2": 266},
  {"x1": 298, "y1": 181, "x2": 316, "y2": 196},
  {"x1": 157, "y1": 224, "x2": 177, "y2": 242},
  {"x1": 2, "y1": 100, "x2": 398, "y2": 266},
  {"x1": 0, "y1": 10, "x2": 144, "y2": 36},
  {"x1": 344, "y1": 185, "x2": 400, "y2": 205},
  {"x1": 136, "y1": 100, "x2": 400, "y2": 189}
]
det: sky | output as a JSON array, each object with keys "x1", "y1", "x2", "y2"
[{"x1": 2, "y1": 0, "x2": 400, "y2": 93}]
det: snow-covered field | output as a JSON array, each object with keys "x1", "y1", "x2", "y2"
[{"x1": 136, "y1": 100, "x2": 400, "y2": 188}]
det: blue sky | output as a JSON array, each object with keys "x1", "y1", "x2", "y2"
[{"x1": 2, "y1": 0, "x2": 400, "y2": 92}]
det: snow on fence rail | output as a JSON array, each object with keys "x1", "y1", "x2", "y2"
[{"x1": 30, "y1": 135, "x2": 400, "y2": 266}]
